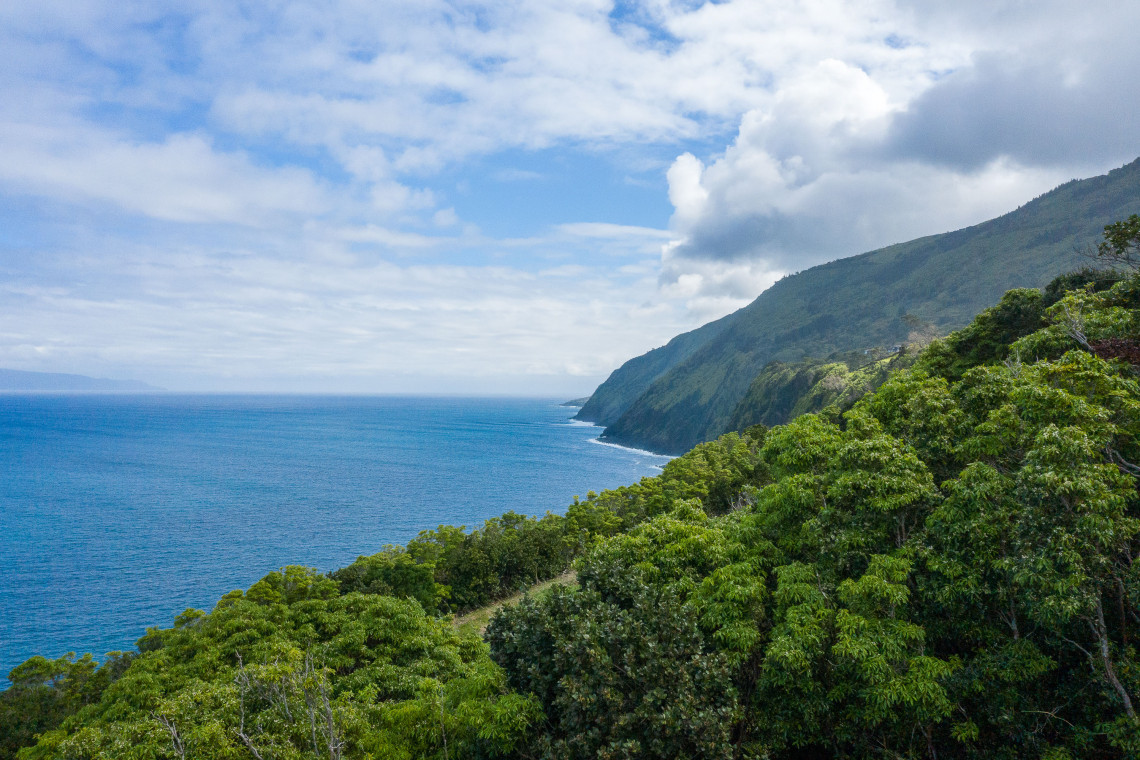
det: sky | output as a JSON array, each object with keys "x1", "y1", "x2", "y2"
[{"x1": 2, "y1": 0, "x2": 1138, "y2": 394}]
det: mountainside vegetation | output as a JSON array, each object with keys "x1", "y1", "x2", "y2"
[
  {"x1": 727, "y1": 267, "x2": 1129, "y2": 433},
  {"x1": 726, "y1": 349, "x2": 917, "y2": 432},
  {"x1": 5, "y1": 223, "x2": 1140, "y2": 758},
  {"x1": 583, "y1": 158, "x2": 1140, "y2": 454}
]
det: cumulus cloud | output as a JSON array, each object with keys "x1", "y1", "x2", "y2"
[
  {"x1": 659, "y1": 249, "x2": 784, "y2": 322},
  {"x1": 0, "y1": 127, "x2": 329, "y2": 225},
  {"x1": 1, "y1": 0, "x2": 1137, "y2": 388},
  {"x1": 887, "y1": 39, "x2": 1140, "y2": 169},
  {"x1": 660, "y1": 0, "x2": 1140, "y2": 313}
]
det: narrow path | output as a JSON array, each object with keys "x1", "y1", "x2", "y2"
[{"x1": 453, "y1": 570, "x2": 578, "y2": 635}]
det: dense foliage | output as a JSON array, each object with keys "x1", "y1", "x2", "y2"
[
  {"x1": 487, "y1": 271, "x2": 1140, "y2": 758},
  {"x1": 8, "y1": 568, "x2": 538, "y2": 760},
  {"x1": 7, "y1": 229, "x2": 1140, "y2": 758},
  {"x1": 0, "y1": 653, "x2": 133, "y2": 759},
  {"x1": 583, "y1": 158, "x2": 1140, "y2": 454},
  {"x1": 332, "y1": 512, "x2": 570, "y2": 615}
]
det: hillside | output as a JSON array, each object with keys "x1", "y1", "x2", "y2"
[
  {"x1": 585, "y1": 157, "x2": 1140, "y2": 453},
  {"x1": 725, "y1": 349, "x2": 914, "y2": 431}
]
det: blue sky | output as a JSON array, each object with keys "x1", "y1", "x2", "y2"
[{"x1": 2, "y1": 0, "x2": 1138, "y2": 393}]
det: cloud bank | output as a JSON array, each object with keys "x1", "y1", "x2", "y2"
[{"x1": 1, "y1": 0, "x2": 1136, "y2": 390}]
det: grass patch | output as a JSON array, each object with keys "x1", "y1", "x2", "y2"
[{"x1": 453, "y1": 570, "x2": 577, "y2": 635}]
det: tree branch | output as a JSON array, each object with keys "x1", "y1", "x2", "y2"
[
  {"x1": 154, "y1": 714, "x2": 186, "y2": 760},
  {"x1": 1093, "y1": 598, "x2": 1136, "y2": 719}
]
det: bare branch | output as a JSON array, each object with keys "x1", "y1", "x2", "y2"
[
  {"x1": 1061, "y1": 635, "x2": 1094, "y2": 662},
  {"x1": 1061, "y1": 303, "x2": 1093, "y2": 352},
  {"x1": 322, "y1": 680, "x2": 344, "y2": 760},
  {"x1": 1020, "y1": 709, "x2": 1076, "y2": 729},
  {"x1": 1108, "y1": 446, "x2": 1140, "y2": 477},
  {"x1": 154, "y1": 714, "x2": 186, "y2": 760},
  {"x1": 1093, "y1": 598, "x2": 1136, "y2": 719},
  {"x1": 236, "y1": 730, "x2": 266, "y2": 760}
]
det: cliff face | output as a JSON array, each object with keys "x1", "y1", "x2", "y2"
[
  {"x1": 573, "y1": 311, "x2": 734, "y2": 426},
  {"x1": 589, "y1": 158, "x2": 1140, "y2": 454}
]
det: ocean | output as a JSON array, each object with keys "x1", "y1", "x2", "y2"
[{"x1": 0, "y1": 394, "x2": 671, "y2": 678}]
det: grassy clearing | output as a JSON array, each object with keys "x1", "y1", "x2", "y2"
[{"x1": 453, "y1": 570, "x2": 577, "y2": 635}]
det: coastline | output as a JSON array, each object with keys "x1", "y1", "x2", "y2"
[
  {"x1": 589, "y1": 437, "x2": 673, "y2": 462},
  {"x1": 568, "y1": 416, "x2": 674, "y2": 460},
  {"x1": 1, "y1": 396, "x2": 670, "y2": 680}
]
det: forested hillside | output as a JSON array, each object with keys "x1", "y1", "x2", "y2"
[
  {"x1": 726, "y1": 268, "x2": 1128, "y2": 432},
  {"x1": 585, "y1": 157, "x2": 1140, "y2": 454},
  {"x1": 725, "y1": 349, "x2": 915, "y2": 432},
  {"x1": 5, "y1": 225, "x2": 1140, "y2": 757}
]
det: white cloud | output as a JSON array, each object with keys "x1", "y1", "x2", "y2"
[
  {"x1": 659, "y1": 246, "x2": 785, "y2": 320},
  {"x1": 0, "y1": 125, "x2": 329, "y2": 225},
  {"x1": 555, "y1": 223, "x2": 672, "y2": 240},
  {"x1": 0, "y1": 231, "x2": 692, "y2": 392},
  {"x1": 331, "y1": 225, "x2": 446, "y2": 249},
  {"x1": 2, "y1": 0, "x2": 1137, "y2": 388},
  {"x1": 666, "y1": 153, "x2": 708, "y2": 229},
  {"x1": 659, "y1": 0, "x2": 1140, "y2": 311},
  {"x1": 493, "y1": 168, "x2": 546, "y2": 182},
  {"x1": 432, "y1": 208, "x2": 460, "y2": 228}
]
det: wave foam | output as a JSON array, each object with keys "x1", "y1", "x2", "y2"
[{"x1": 588, "y1": 437, "x2": 673, "y2": 462}]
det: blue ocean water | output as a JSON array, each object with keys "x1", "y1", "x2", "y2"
[{"x1": 0, "y1": 394, "x2": 670, "y2": 678}]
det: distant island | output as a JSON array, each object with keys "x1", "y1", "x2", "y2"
[
  {"x1": 560, "y1": 396, "x2": 591, "y2": 407},
  {"x1": 0, "y1": 369, "x2": 163, "y2": 392}
]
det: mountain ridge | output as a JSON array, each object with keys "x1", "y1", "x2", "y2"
[{"x1": 585, "y1": 157, "x2": 1140, "y2": 454}]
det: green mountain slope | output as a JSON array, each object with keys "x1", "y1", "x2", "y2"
[
  {"x1": 595, "y1": 157, "x2": 1140, "y2": 454},
  {"x1": 574, "y1": 311, "x2": 734, "y2": 426},
  {"x1": 725, "y1": 349, "x2": 914, "y2": 431}
]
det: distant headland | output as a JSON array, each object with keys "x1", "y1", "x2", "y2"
[{"x1": 0, "y1": 368, "x2": 163, "y2": 392}]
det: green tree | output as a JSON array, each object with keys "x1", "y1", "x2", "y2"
[
  {"x1": 331, "y1": 545, "x2": 446, "y2": 613},
  {"x1": 756, "y1": 556, "x2": 954, "y2": 757},
  {"x1": 18, "y1": 570, "x2": 535, "y2": 759},
  {"x1": 1098, "y1": 215, "x2": 1140, "y2": 270},
  {"x1": 0, "y1": 653, "x2": 132, "y2": 760},
  {"x1": 488, "y1": 577, "x2": 738, "y2": 760}
]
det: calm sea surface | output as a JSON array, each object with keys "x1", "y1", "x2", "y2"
[{"x1": 0, "y1": 394, "x2": 670, "y2": 677}]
